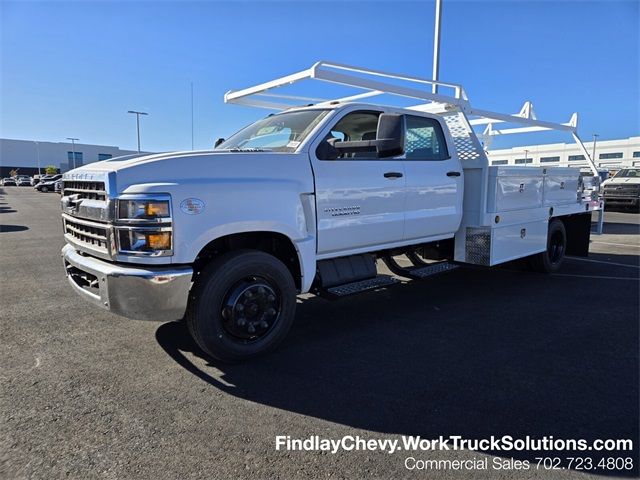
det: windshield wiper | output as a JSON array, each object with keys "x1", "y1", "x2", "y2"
[{"x1": 223, "y1": 147, "x2": 271, "y2": 152}]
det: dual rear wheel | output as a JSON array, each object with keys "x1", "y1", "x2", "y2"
[{"x1": 528, "y1": 218, "x2": 567, "y2": 273}]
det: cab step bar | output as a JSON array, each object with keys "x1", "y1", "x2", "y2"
[
  {"x1": 323, "y1": 275, "x2": 400, "y2": 299},
  {"x1": 381, "y1": 255, "x2": 459, "y2": 280}
]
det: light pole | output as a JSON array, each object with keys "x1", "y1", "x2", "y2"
[
  {"x1": 66, "y1": 137, "x2": 79, "y2": 169},
  {"x1": 592, "y1": 133, "x2": 599, "y2": 165},
  {"x1": 432, "y1": 0, "x2": 442, "y2": 94},
  {"x1": 127, "y1": 110, "x2": 148, "y2": 153},
  {"x1": 524, "y1": 149, "x2": 529, "y2": 164}
]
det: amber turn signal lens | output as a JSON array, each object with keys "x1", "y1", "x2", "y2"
[
  {"x1": 146, "y1": 232, "x2": 171, "y2": 250},
  {"x1": 145, "y1": 202, "x2": 170, "y2": 217}
]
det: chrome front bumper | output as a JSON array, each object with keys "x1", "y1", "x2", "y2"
[{"x1": 61, "y1": 244, "x2": 193, "y2": 321}]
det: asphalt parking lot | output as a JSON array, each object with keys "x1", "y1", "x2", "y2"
[{"x1": 1, "y1": 186, "x2": 638, "y2": 480}]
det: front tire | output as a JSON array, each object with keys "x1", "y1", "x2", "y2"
[
  {"x1": 41, "y1": 186, "x2": 49, "y2": 192},
  {"x1": 529, "y1": 219, "x2": 567, "y2": 273},
  {"x1": 186, "y1": 250, "x2": 297, "y2": 362}
]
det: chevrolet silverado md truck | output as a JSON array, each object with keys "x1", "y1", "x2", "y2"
[{"x1": 61, "y1": 62, "x2": 603, "y2": 361}]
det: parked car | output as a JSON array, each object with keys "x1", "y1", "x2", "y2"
[
  {"x1": 35, "y1": 175, "x2": 50, "y2": 185},
  {"x1": 602, "y1": 168, "x2": 640, "y2": 210},
  {"x1": 36, "y1": 175, "x2": 62, "y2": 192},
  {"x1": 2, "y1": 177, "x2": 17, "y2": 186},
  {"x1": 36, "y1": 174, "x2": 61, "y2": 183},
  {"x1": 55, "y1": 179, "x2": 62, "y2": 193},
  {"x1": 16, "y1": 177, "x2": 32, "y2": 186}
]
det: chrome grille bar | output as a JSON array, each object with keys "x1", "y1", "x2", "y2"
[
  {"x1": 62, "y1": 180, "x2": 107, "y2": 200},
  {"x1": 65, "y1": 224, "x2": 107, "y2": 242},
  {"x1": 62, "y1": 213, "x2": 110, "y2": 254}
]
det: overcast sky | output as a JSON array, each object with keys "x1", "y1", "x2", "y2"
[{"x1": 1, "y1": 0, "x2": 638, "y2": 152}]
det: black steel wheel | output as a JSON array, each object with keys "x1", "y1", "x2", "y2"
[
  {"x1": 529, "y1": 219, "x2": 567, "y2": 273},
  {"x1": 221, "y1": 277, "x2": 281, "y2": 342},
  {"x1": 186, "y1": 250, "x2": 296, "y2": 362},
  {"x1": 548, "y1": 226, "x2": 566, "y2": 265}
]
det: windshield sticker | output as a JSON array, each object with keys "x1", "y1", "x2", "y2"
[
  {"x1": 180, "y1": 198, "x2": 205, "y2": 215},
  {"x1": 287, "y1": 141, "x2": 301, "y2": 148}
]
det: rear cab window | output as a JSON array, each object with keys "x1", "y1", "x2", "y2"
[{"x1": 404, "y1": 115, "x2": 449, "y2": 161}]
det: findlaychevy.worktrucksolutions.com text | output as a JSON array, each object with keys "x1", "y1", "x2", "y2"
[{"x1": 275, "y1": 435, "x2": 633, "y2": 455}]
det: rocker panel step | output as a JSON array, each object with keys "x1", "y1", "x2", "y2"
[
  {"x1": 381, "y1": 255, "x2": 459, "y2": 280},
  {"x1": 325, "y1": 275, "x2": 399, "y2": 298},
  {"x1": 316, "y1": 253, "x2": 377, "y2": 288},
  {"x1": 409, "y1": 262, "x2": 459, "y2": 279}
]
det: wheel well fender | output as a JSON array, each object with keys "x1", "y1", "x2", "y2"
[{"x1": 193, "y1": 231, "x2": 304, "y2": 290}]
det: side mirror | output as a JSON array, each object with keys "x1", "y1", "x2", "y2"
[
  {"x1": 316, "y1": 138, "x2": 341, "y2": 160},
  {"x1": 376, "y1": 114, "x2": 404, "y2": 158},
  {"x1": 214, "y1": 138, "x2": 225, "y2": 148},
  {"x1": 320, "y1": 114, "x2": 405, "y2": 159}
]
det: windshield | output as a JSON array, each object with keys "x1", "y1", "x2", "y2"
[
  {"x1": 216, "y1": 109, "x2": 330, "y2": 153},
  {"x1": 613, "y1": 169, "x2": 639, "y2": 178}
]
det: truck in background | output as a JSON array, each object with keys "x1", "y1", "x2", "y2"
[{"x1": 602, "y1": 168, "x2": 640, "y2": 210}]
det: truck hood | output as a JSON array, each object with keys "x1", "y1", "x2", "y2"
[
  {"x1": 68, "y1": 150, "x2": 218, "y2": 172},
  {"x1": 63, "y1": 150, "x2": 315, "y2": 195},
  {"x1": 602, "y1": 177, "x2": 640, "y2": 187}
]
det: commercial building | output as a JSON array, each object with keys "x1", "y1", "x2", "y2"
[
  {"x1": 486, "y1": 136, "x2": 640, "y2": 171},
  {"x1": 0, "y1": 138, "x2": 145, "y2": 177}
]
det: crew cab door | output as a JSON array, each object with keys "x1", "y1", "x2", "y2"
[
  {"x1": 402, "y1": 114, "x2": 463, "y2": 241},
  {"x1": 311, "y1": 109, "x2": 406, "y2": 257}
]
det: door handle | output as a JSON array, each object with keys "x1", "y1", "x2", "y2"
[
  {"x1": 384, "y1": 172, "x2": 403, "y2": 179},
  {"x1": 446, "y1": 171, "x2": 461, "y2": 177}
]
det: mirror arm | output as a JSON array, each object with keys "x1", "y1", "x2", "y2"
[{"x1": 331, "y1": 139, "x2": 377, "y2": 153}]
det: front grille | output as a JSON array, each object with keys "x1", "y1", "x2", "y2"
[
  {"x1": 63, "y1": 216, "x2": 110, "y2": 253},
  {"x1": 604, "y1": 186, "x2": 639, "y2": 196},
  {"x1": 62, "y1": 180, "x2": 107, "y2": 201}
]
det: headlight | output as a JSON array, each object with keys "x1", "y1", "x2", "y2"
[
  {"x1": 115, "y1": 194, "x2": 173, "y2": 256},
  {"x1": 117, "y1": 197, "x2": 171, "y2": 221},
  {"x1": 117, "y1": 228, "x2": 172, "y2": 255}
]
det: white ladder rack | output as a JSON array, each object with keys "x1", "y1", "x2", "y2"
[{"x1": 224, "y1": 61, "x2": 599, "y2": 175}]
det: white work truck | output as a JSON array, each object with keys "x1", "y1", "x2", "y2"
[{"x1": 61, "y1": 62, "x2": 603, "y2": 361}]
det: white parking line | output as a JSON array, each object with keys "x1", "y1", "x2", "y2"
[
  {"x1": 567, "y1": 257, "x2": 640, "y2": 269},
  {"x1": 552, "y1": 273, "x2": 639, "y2": 281}
]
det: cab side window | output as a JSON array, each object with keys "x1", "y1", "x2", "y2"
[
  {"x1": 405, "y1": 115, "x2": 449, "y2": 161},
  {"x1": 319, "y1": 110, "x2": 381, "y2": 160}
]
